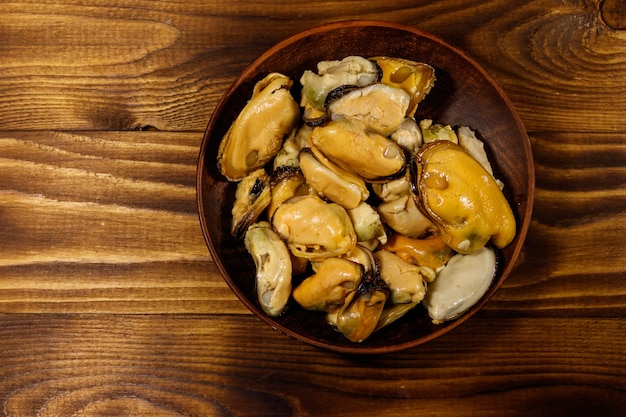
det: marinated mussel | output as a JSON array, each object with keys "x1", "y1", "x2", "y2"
[
  {"x1": 377, "y1": 193, "x2": 437, "y2": 238},
  {"x1": 422, "y1": 246, "x2": 497, "y2": 324},
  {"x1": 382, "y1": 233, "x2": 453, "y2": 272},
  {"x1": 413, "y1": 141, "x2": 516, "y2": 254},
  {"x1": 218, "y1": 73, "x2": 300, "y2": 181},
  {"x1": 292, "y1": 257, "x2": 363, "y2": 312},
  {"x1": 327, "y1": 83, "x2": 410, "y2": 136},
  {"x1": 346, "y1": 202, "x2": 387, "y2": 249},
  {"x1": 244, "y1": 221, "x2": 292, "y2": 317},
  {"x1": 374, "y1": 249, "x2": 428, "y2": 305},
  {"x1": 231, "y1": 168, "x2": 271, "y2": 238},
  {"x1": 300, "y1": 56, "x2": 380, "y2": 112},
  {"x1": 311, "y1": 118, "x2": 406, "y2": 182},
  {"x1": 390, "y1": 117, "x2": 423, "y2": 154},
  {"x1": 299, "y1": 148, "x2": 369, "y2": 210},
  {"x1": 266, "y1": 168, "x2": 312, "y2": 221},
  {"x1": 371, "y1": 56, "x2": 435, "y2": 117},
  {"x1": 333, "y1": 269, "x2": 389, "y2": 343},
  {"x1": 271, "y1": 195, "x2": 357, "y2": 260},
  {"x1": 419, "y1": 119, "x2": 458, "y2": 144}
]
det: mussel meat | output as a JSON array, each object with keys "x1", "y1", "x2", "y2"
[
  {"x1": 218, "y1": 73, "x2": 300, "y2": 181},
  {"x1": 371, "y1": 56, "x2": 435, "y2": 117},
  {"x1": 371, "y1": 175, "x2": 412, "y2": 203},
  {"x1": 374, "y1": 249, "x2": 427, "y2": 305},
  {"x1": 382, "y1": 233, "x2": 453, "y2": 273},
  {"x1": 311, "y1": 118, "x2": 406, "y2": 182},
  {"x1": 299, "y1": 148, "x2": 369, "y2": 210},
  {"x1": 266, "y1": 167, "x2": 312, "y2": 221},
  {"x1": 327, "y1": 83, "x2": 410, "y2": 136},
  {"x1": 300, "y1": 56, "x2": 380, "y2": 112},
  {"x1": 231, "y1": 168, "x2": 271, "y2": 238},
  {"x1": 377, "y1": 193, "x2": 437, "y2": 238},
  {"x1": 292, "y1": 257, "x2": 363, "y2": 312},
  {"x1": 271, "y1": 195, "x2": 357, "y2": 259},
  {"x1": 422, "y1": 246, "x2": 497, "y2": 324},
  {"x1": 419, "y1": 119, "x2": 458, "y2": 144},
  {"x1": 334, "y1": 271, "x2": 389, "y2": 343},
  {"x1": 390, "y1": 117, "x2": 423, "y2": 154},
  {"x1": 413, "y1": 141, "x2": 516, "y2": 253},
  {"x1": 457, "y1": 125, "x2": 502, "y2": 188},
  {"x1": 244, "y1": 221, "x2": 292, "y2": 317},
  {"x1": 346, "y1": 202, "x2": 387, "y2": 247}
]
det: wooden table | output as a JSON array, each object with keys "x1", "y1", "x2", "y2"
[{"x1": 1, "y1": 1, "x2": 624, "y2": 416}]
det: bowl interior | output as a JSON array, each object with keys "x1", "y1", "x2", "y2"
[{"x1": 197, "y1": 21, "x2": 534, "y2": 354}]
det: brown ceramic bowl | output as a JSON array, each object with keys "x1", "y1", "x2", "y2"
[{"x1": 197, "y1": 20, "x2": 534, "y2": 354}]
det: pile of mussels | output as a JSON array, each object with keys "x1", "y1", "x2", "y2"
[{"x1": 217, "y1": 56, "x2": 516, "y2": 343}]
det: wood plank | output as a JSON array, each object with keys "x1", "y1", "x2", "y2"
[
  {"x1": 0, "y1": 131, "x2": 207, "y2": 267},
  {"x1": 491, "y1": 131, "x2": 626, "y2": 315},
  {"x1": 0, "y1": 131, "x2": 200, "y2": 210},
  {"x1": 0, "y1": 130, "x2": 242, "y2": 313},
  {"x1": 0, "y1": 314, "x2": 623, "y2": 417},
  {"x1": 0, "y1": 1, "x2": 624, "y2": 133}
]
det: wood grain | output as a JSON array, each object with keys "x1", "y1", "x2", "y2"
[
  {"x1": 0, "y1": 130, "x2": 245, "y2": 314},
  {"x1": 0, "y1": 0, "x2": 624, "y2": 415},
  {"x1": 0, "y1": 314, "x2": 623, "y2": 417},
  {"x1": 1, "y1": 1, "x2": 625, "y2": 133}
]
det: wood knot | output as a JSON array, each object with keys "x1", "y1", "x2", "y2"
[{"x1": 601, "y1": 0, "x2": 626, "y2": 30}]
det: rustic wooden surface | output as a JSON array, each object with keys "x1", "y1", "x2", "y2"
[{"x1": 1, "y1": 1, "x2": 624, "y2": 416}]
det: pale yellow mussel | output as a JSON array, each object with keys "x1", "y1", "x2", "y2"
[
  {"x1": 456, "y1": 125, "x2": 502, "y2": 187},
  {"x1": 292, "y1": 257, "x2": 363, "y2": 312},
  {"x1": 218, "y1": 73, "x2": 300, "y2": 181},
  {"x1": 327, "y1": 83, "x2": 410, "y2": 136},
  {"x1": 374, "y1": 250, "x2": 428, "y2": 305},
  {"x1": 419, "y1": 119, "x2": 458, "y2": 145},
  {"x1": 341, "y1": 244, "x2": 377, "y2": 275},
  {"x1": 377, "y1": 193, "x2": 437, "y2": 239},
  {"x1": 373, "y1": 249, "x2": 431, "y2": 331},
  {"x1": 272, "y1": 124, "x2": 314, "y2": 172},
  {"x1": 371, "y1": 56, "x2": 436, "y2": 117},
  {"x1": 373, "y1": 174, "x2": 437, "y2": 238},
  {"x1": 300, "y1": 56, "x2": 380, "y2": 112},
  {"x1": 413, "y1": 140, "x2": 516, "y2": 254},
  {"x1": 390, "y1": 117, "x2": 423, "y2": 154},
  {"x1": 299, "y1": 148, "x2": 369, "y2": 210},
  {"x1": 346, "y1": 202, "x2": 387, "y2": 250},
  {"x1": 271, "y1": 194, "x2": 357, "y2": 260},
  {"x1": 371, "y1": 175, "x2": 413, "y2": 203},
  {"x1": 422, "y1": 246, "x2": 497, "y2": 324},
  {"x1": 311, "y1": 118, "x2": 406, "y2": 182},
  {"x1": 244, "y1": 221, "x2": 292, "y2": 317}
]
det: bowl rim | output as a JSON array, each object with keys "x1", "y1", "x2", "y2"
[{"x1": 196, "y1": 19, "x2": 535, "y2": 354}]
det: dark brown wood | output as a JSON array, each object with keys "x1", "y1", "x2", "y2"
[
  {"x1": 601, "y1": 0, "x2": 626, "y2": 29},
  {"x1": 0, "y1": 0, "x2": 624, "y2": 415},
  {"x1": 0, "y1": 315, "x2": 624, "y2": 417}
]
